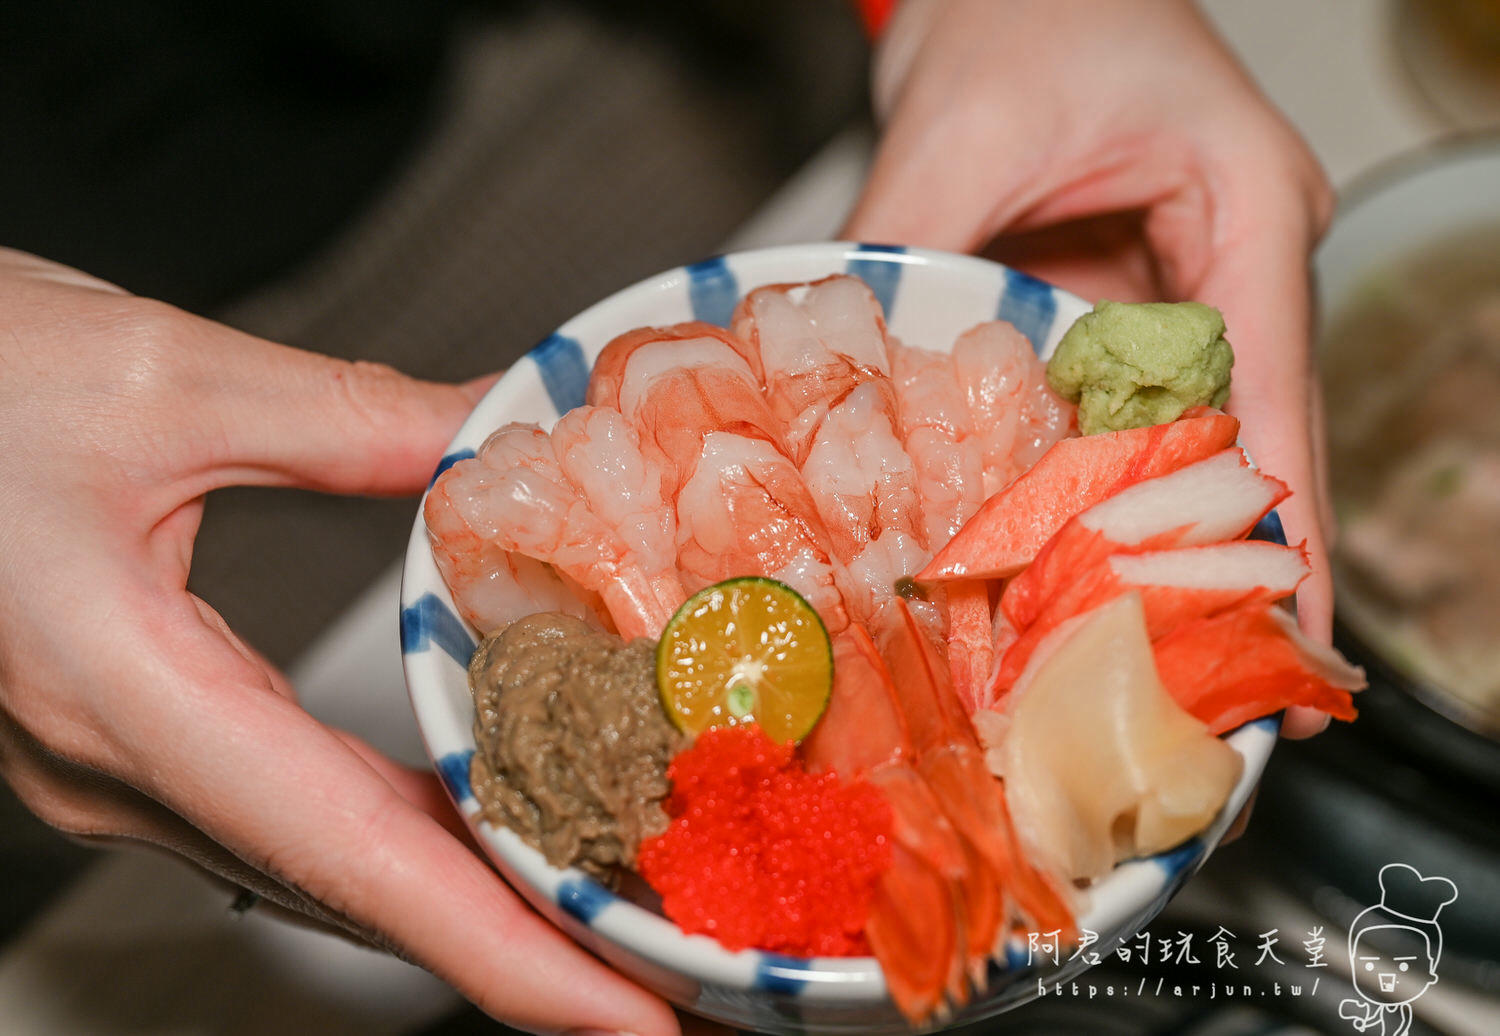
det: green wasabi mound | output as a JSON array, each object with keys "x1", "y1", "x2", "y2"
[{"x1": 1047, "y1": 300, "x2": 1234, "y2": 435}]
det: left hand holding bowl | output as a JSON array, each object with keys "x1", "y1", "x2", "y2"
[{"x1": 0, "y1": 247, "x2": 681, "y2": 1036}]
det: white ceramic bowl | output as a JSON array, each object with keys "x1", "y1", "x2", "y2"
[
  {"x1": 400, "y1": 243, "x2": 1279, "y2": 1034},
  {"x1": 1316, "y1": 136, "x2": 1500, "y2": 317}
]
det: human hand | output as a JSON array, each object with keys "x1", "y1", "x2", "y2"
[
  {"x1": 0, "y1": 248, "x2": 681, "y2": 1035},
  {"x1": 844, "y1": 0, "x2": 1336, "y2": 738}
]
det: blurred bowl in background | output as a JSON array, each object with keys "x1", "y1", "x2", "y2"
[
  {"x1": 1253, "y1": 136, "x2": 1500, "y2": 988},
  {"x1": 1396, "y1": 0, "x2": 1500, "y2": 131},
  {"x1": 1316, "y1": 134, "x2": 1500, "y2": 752}
]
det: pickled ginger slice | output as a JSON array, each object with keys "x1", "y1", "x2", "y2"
[{"x1": 993, "y1": 592, "x2": 1242, "y2": 883}]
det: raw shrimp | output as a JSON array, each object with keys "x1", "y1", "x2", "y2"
[
  {"x1": 802, "y1": 612, "x2": 1076, "y2": 1021},
  {"x1": 888, "y1": 342, "x2": 986, "y2": 551},
  {"x1": 424, "y1": 416, "x2": 684, "y2": 641},
  {"x1": 887, "y1": 341, "x2": 993, "y2": 705},
  {"x1": 550, "y1": 404, "x2": 680, "y2": 598},
  {"x1": 800, "y1": 627, "x2": 969, "y2": 1021},
  {"x1": 674, "y1": 431, "x2": 849, "y2": 634},
  {"x1": 799, "y1": 381, "x2": 921, "y2": 564},
  {"x1": 425, "y1": 428, "x2": 590, "y2": 634},
  {"x1": 951, "y1": 321, "x2": 1073, "y2": 496},
  {"x1": 878, "y1": 602, "x2": 1075, "y2": 958},
  {"x1": 736, "y1": 281, "x2": 937, "y2": 636},
  {"x1": 797, "y1": 381, "x2": 938, "y2": 633},
  {"x1": 423, "y1": 532, "x2": 596, "y2": 636},
  {"x1": 732, "y1": 274, "x2": 893, "y2": 463},
  {"x1": 592, "y1": 322, "x2": 852, "y2": 634},
  {"x1": 586, "y1": 322, "x2": 779, "y2": 497}
]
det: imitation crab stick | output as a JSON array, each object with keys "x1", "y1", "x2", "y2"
[
  {"x1": 999, "y1": 448, "x2": 1290, "y2": 631},
  {"x1": 1153, "y1": 603, "x2": 1365, "y2": 734},
  {"x1": 986, "y1": 540, "x2": 1311, "y2": 700},
  {"x1": 919, "y1": 409, "x2": 1241, "y2": 581}
]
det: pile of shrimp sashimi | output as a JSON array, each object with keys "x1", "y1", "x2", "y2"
[{"x1": 425, "y1": 274, "x2": 1365, "y2": 1025}]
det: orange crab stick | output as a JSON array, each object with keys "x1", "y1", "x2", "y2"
[
  {"x1": 1153, "y1": 603, "x2": 1365, "y2": 734},
  {"x1": 919, "y1": 409, "x2": 1241, "y2": 581},
  {"x1": 988, "y1": 540, "x2": 1312, "y2": 699}
]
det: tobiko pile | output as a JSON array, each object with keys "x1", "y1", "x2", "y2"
[
  {"x1": 425, "y1": 273, "x2": 1366, "y2": 1024},
  {"x1": 637, "y1": 725, "x2": 891, "y2": 958}
]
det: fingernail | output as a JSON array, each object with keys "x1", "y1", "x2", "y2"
[{"x1": 1280, "y1": 708, "x2": 1331, "y2": 739}]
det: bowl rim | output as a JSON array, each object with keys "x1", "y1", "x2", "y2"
[
  {"x1": 399, "y1": 242, "x2": 1280, "y2": 1012},
  {"x1": 1326, "y1": 129, "x2": 1500, "y2": 218}
]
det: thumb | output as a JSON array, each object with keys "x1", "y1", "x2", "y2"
[{"x1": 177, "y1": 314, "x2": 493, "y2": 497}]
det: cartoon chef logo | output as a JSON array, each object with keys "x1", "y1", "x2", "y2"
[{"x1": 1338, "y1": 863, "x2": 1458, "y2": 1035}]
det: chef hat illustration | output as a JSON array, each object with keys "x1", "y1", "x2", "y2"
[{"x1": 1348, "y1": 863, "x2": 1459, "y2": 969}]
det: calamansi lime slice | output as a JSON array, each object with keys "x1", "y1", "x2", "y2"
[{"x1": 656, "y1": 577, "x2": 833, "y2": 744}]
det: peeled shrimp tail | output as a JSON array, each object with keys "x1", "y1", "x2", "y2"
[
  {"x1": 945, "y1": 580, "x2": 995, "y2": 714},
  {"x1": 866, "y1": 842, "x2": 960, "y2": 1026},
  {"x1": 918, "y1": 742, "x2": 1077, "y2": 955},
  {"x1": 593, "y1": 576, "x2": 680, "y2": 642},
  {"x1": 800, "y1": 626, "x2": 910, "y2": 775},
  {"x1": 874, "y1": 601, "x2": 1008, "y2": 978},
  {"x1": 881, "y1": 600, "x2": 1078, "y2": 966},
  {"x1": 801, "y1": 627, "x2": 972, "y2": 1017},
  {"x1": 867, "y1": 768, "x2": 969, "y2": 1017}
]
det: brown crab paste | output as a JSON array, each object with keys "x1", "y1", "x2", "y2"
[{"x1": 468, "y1": 612, "x2": 683, "y2": 882}]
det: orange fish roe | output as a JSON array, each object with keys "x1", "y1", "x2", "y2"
[{"x1": 637, "y1": 725, "x2": 892, "y2": 958}]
